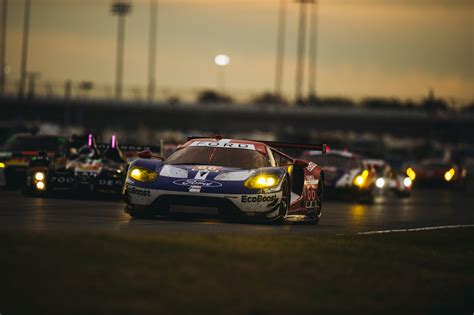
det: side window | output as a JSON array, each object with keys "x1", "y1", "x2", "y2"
[
  {"x1": 271, "y1": 149, "x2": 292, "y2": 166},
  {"x1": 266, "y1": 147, "x2": 276, "y2": 167}
]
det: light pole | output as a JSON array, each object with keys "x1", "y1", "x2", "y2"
[
  {"x1": 294, "y1": 0, "x2": 313, "y2": 104},
  {"x1": 111, "y1": 1, "x2": 131, "y2": 100},
  {"x1": 307, "y1": 0, "x2": 318, "y2": 100},
  {"x1": 18, "y1": 0, "x2": 31, "y2": 100},
  {"x1": 147, "y1": 0, "x2": 158, "y2": 103},
  {"x1": 0, "y1": 0, "x2": 7, "y2": 95},
  {"x1": 214, "y1": 54, "x2": 230, "y2": 91},
  {"x1": 274, "y1": 0, "x2": 287, "y2": 97}
]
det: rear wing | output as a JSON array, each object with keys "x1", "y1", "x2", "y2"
[
  {"x1": 186, "y1": 135, "x2": 326, "y2": 155},
  {"x1": 257, "y1": 141, "x2": 327, "y2": 154},
  {"x1": 96, "y1": 144, "x2": 161, "y2": 152}
]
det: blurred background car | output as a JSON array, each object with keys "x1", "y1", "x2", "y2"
[
  {"x1": 0, "y1": 133, "x2": 69, "y2": 189},
  {"x1": 26, "y1": 134, "x2": 155, "y2": 196},
  {"x1": 363, "y1": 158, "x2": 412, "y2": 198},
  {"x1": 301, "y1": 149, "x2": 376, "y2": 203},
  {"x1": 409, "y1": 158, "x2": 467, "y2": 189}
]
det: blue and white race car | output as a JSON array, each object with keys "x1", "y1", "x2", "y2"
[{"x1": 123, "y1": 137, "x2": 326, "y2": 223}]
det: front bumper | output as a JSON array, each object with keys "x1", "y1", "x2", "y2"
[
  {"x1": 1, "y1": 166, "x2": 27, "y2": 188},
  {"x1": 28, "y1": 172, "x2": 125, "y2": 194},
  {"x1": 124, "y1": 184, "x2": 282, "y2": 219}
]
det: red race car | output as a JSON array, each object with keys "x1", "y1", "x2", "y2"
[{"x1": 409, "y1": 158, "x2": 467, "y2": 189}]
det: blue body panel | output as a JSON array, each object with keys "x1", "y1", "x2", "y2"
[{"x1": 127, "y1": 158, "x2": 286, "y2": 194}]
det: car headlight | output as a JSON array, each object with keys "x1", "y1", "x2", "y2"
[
  {"x1": 244, "y1": 174, "x2": 280, "y2": 189},
  {"x1": 375, "y1": 177, "x2": 385, "y2": 188},
  {"x1": 0, "y1": 162, "x2": 5, "y2": 168},
  {"x1": 34, "y1": 171, "x2": 45, "y2": 181},
  {"x1": 444, "y1": 168, "x2": 455, "y2": 182},
  {"x1": 129, "y1": 166, "x2": 158, "y2": 182},
  {"x1": 403, "y1": 177, "x2": 412, "y2": 187},
  {"x1": 36, "y1": 181, "x2": 46, "y2": 191},
  {"x1": 353, "y1": 170, "x2": 369, "y2": 187},
  {"x1": 406, "y1": 167, "x2": 416, "y2": 181}
]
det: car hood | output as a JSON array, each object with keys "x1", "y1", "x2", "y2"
[
  {"x1": 128, "y1": 160, "x2": 286, "y2": 194},
  {"x1": 159, "y1": 164, "x2": 254, "y2": 182}
]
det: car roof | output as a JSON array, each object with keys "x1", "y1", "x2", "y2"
[
  {"x1": 363, "y1": 159, "x2": 386, "y2": 166},
  {"x1": 181, "y1": 138, "x2": 268, "y2": 154}
]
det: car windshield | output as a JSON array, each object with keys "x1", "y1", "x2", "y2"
[
  {"x1": 3, "y1": 135, "x2": 67, "y2": 152},
  {"x1": 165, "y1": 146, "x2": 271, "y2": 169},
  {"x1": 305, "y1": 155, "x2": 360, "y2": 170}
]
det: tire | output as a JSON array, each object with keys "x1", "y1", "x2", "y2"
[
  {"x1": 358, "y1": 186, "x2": 375, "y2": 204},
  {"x1": 311, "y1": 177, "x2": 324, "y2": 224},
  {"x1": 274, "y1": 177, "x2": 290, "y2": 224},
  {"x1": 126, "y1": 206, "x2": 155, "y2": 219}
]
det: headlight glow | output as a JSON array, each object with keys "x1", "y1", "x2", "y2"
[
  {"x1": 245, "y1": 174, "x2": 280, "y2": 189},
  {"x1": 0, "y1": 162, "x2": 5, "y2": 168},
  {"x1": 34, "y1": 172, "x2": 45, "y2": 181},
  {"x1": 403, "y1": 177, "x2": 412, "y2": 187},
  {"x1": 35, "y1": 181, "x2": 45, "y2": 191},
  {"x1": 375, "y1": 177, "x2": 385, "y2": 188},
  {"x1": 406, "y1": 167, "x2": 416, "y2": 181},
  {"x1": 444, "y1": 168, "x2": 455, "y2": 182},
  {"x1": 353, "y1": 170, "x2": 369, "y2": 187},
  {"x1": 129, "y1": 166, "x2": 158, "y2": 182}
]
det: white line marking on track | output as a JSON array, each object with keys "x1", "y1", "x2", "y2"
[{"x1": 352, "y1": 224, "x2": 474, "y2": 235}]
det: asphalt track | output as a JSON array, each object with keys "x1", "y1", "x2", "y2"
[{"x1": 0, "y1": 188, "x2": 472, "y2": 234}]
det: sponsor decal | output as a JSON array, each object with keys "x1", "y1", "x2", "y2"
[
  {"x1": 190, "y1": 141, "x2": 255, "y2": 150},
  {"x1": 189, "y1": 185, "x2": 202, "y2": 193},
  {"x1": 305, "y1": 200, "x2": 317, "y2": 209},
  {"x1": 241, "y1": 194, "x2": 277, "y2": 203},
  {"x1": 306, "y1": 162, "x2": 317, "y2": 172},
  {"x1": 51, "y1": 176, "x2": 75, "y2": 184},
  {"x1": 173, "y1": 179, "x2": 222, "y2": 188},
  {"x1": 127, "y1": 186, "x2": 151, "y2": 197},
  {"x1": 98, "y1": 179, "x2": 123, "y2": 186},
  {"x1": 75, "y1": 172, "x2": 99, "y2": 180},
  {"x1": 192, "y1": 165, "x2": 222, "y2": 172},
  {"x1": 76, "y1": 163, "x2": 102, "y2": 172},
  {"x1": 304, "y1": 179, "x2": 319, "y2": 185}
]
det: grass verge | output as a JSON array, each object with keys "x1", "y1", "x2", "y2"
[{"x1": 1, "y1": 229, "x2": 473, "y2": 315}]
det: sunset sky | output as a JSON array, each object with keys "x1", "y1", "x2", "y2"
[{"x1": 4, "y1": 0, "x2": 474, "y2": 103}]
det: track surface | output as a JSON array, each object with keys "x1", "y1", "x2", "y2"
[{"x1": 0, "y1": 188, "x2": 472, "y2": 234}]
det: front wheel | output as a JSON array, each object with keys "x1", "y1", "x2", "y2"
[
  {"x1": 274, "y1": 177, "x2": 290, "y2": 224},
  {"x1": 308, "y1": 179, "x2": 323, "y2": 224},
  {"x1": 126, "y1": 206, "x2": 155, "y2": 219}
]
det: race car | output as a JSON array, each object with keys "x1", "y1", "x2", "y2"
[
  {"x1": 300, "y1": 149, "x2": 376, "y2": 203},
  {"x1": 123, "y1": 136, "x2": 326, "y2": 223},
  {"x1": 26, "y1": 134, "x2": 153, "y2": 196},
  {"x1": 0, "y1": 133, "x2": 69, "y2": 189},
  {"x1": 408, "y1": 158, "x2": 467, "y2": 189},
  {"x1": 363, "y1": 159, "x2": 412, "y2": 198}
]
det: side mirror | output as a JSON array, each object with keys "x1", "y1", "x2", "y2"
[
  {"x1": 138, "y1": 150, "x2": 152, "y2": 159},
  {"x1": 138, "y1": 150, "x2": 165, "y2": 161},
  {"x1": 293, "y1": 159, "x2": 309, "y2": 167}
]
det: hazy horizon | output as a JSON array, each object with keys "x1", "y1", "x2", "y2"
[{"x1": 3, "y1": 0, "x2": 473, "y2": 103}]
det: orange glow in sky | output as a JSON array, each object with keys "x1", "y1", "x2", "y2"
[{"x1": 3, "y1": 0, "x2": 473, "y2": 102}]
